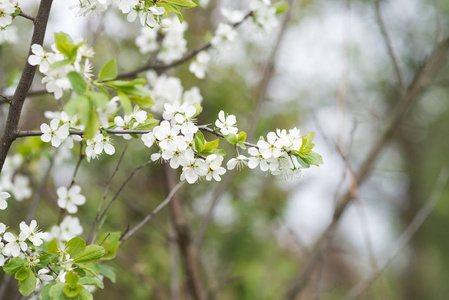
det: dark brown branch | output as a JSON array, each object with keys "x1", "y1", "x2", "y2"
[
  {"x1": 0, "y1": 95, "x2": 11, "y2": 105},
  {"x1": 18, "y1": 11, "x2": 35, "y2": 22},
  {"x1": 15, "y1": 129, "x2": 152, "y2": 138},
  {"x1": 0, "y1": 0, "x2": 54, "y2": 172},
  {"x1": 164, "y1": 165, "x2": 207, "y2": 300},
  {"x1": 283, "y1": 36, "x2": 449, "y2": 300}
]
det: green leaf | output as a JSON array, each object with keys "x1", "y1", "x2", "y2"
[
  {"x1": 3, "y1": 257, "x2": 25, "y2": 275},
  {"x1": 224, "y1": 133, "x2": 238, "y2": 145},
  {"x1": 98, "y1": 232, "x2": 120, "y2": 260},
  {"x1": 164, "y1": 0, "x2": 197, "y2": 8},
  {"x1": 67, "y1": 237, "x2": 87, "y2": 258},
  {"x1": 301, "y1": 132, "x2": 315, "y2": 151},
  {"x1": 77, "y1": 288, "x2": 93, "y2": 300},
  {"x1": 68, "y1": 72, "x2": 87, "y2": 96},
  {"x1": 49, "y1": 282, "x2": 66, "y2": 300},
  {"x1": 65, "y1": 271, "x2": 80, "y2": 286},
  {"x1": 238, "y1": 131, "x2": 246, "y2": 143},
  {"x1": 98, "y1": 264, "x2": 116, "y2": 283},
  {"x1": 50, "y1": 59, "x2": 72, "y2": 70},
  {"x1": 211, "y1": 149, "x2": 226, "y2": 156},
  {"x1": 15, "y1": 267, "x2": 28, "y2": 280},
  {"x1": 293, "y1": 154, "x2": 310, "y2": 168},
  {"x1": 41, "y1": 283, "x2": 55, "y2": 300},
  {"x1": 104, "y1": 79, "x2": 146, "y2": 87},
  {"x1": 54, "y1": 32, "x2": 75, "y2": 58},
  {"x1": 195, "y1": 131, "x2": 205, "y2": 152},
  {"x1": 273, "y1": 2, "x2": 289, "y2": 14},
  {"x1": 237, "y1": 142, "x2": 246, "y2": 150},
  {"x1": 78, "y1": 276, "x2": 104, "y2": 289},
  {"x1": 37, "y1": 253, "x2": 59, "y2": 268},
  {"x1": 301, "y1": 151, "x2": 323, "y2": 166},
  {"x1": 63, "y1": 284, "x2": 83, "y2": 298},
  {"x1": 88, "y1": 92, "x2": 109, "y2": 110},
  {"x1": 65, "y1": 95, "x2": 91, "y2": 125},
  {"x1": 134, "y1": 117, "x2": 159, "y2": 130},
  {"x1": 129, "y1": 95, "x2": 154, "y2": 108},
  {"x1": 75, "y1": 245, "x2": 105, "y2": 265},
  {"x1": 199, "y1": 139, "x2": 219, "y2": 155},
  {"x1": 98, "y1": 59, "x2": 117, "y2": 82},
  {"x1": 118, "y1": 92, "x2": 132, "y2": 115},
  {"x1": 84, "y1": 107, "x2": 99, "y2": 140},
  {"x1": 18, "y1": 269, "x2": 36, "y2": 296}
]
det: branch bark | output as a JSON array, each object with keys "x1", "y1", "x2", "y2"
[
  {"x1": 283, "y1": 36, "x2": 449, "y2": 300},
  {"x1": 164, "y1": 164, "x2": 206, "y2": 300},
  {"x1": 0, "y1": 0, "x2": 54, "y2": 172}
]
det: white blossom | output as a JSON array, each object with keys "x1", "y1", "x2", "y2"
[
  {"x1": 227, "y1": 155, "x2": 248, "y2": 170},
  {"x1": 57, "y1": 185, "x2": 86, "y2": 214},
  {"x1": 211, "y1": 23, "x2": 237, "y2": 47},
  {"x1": 215, "y1": 110, "x2": 238, "y2": 135},
  {"x1": 19, "y1": 220, "x2": 48, "y2": 246},
  {"x1": 2, "y1": 232, "x2": 27, "y2": 257},
  {"x1": 40, "y1": 119, "x2": 70, "y2": 147},
  {"x1": 189, "y1": 51, "x2": 210, "y2": 79},
  {"x1": 0, "y1": 2, "x2": 15, "y2": 28},
  {"x1": 0, "y1": 187, "x2": 10, "y2": 210}
]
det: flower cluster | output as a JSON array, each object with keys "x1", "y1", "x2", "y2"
[
  {"x1": 142, "y1": 102, "x2": 226, "y2": 184},
  {"x1": 28, "y1": 40, "x2": 94, "y2": 99},
  {"x1": 0, "y1": 220, "x2": 47, "y2": 263},
  {"x1": 147, "y1": 72, "x2": 203, "y2": 113},
  {"x1": 72, "y1": 0, "x2": 166, "y2": 27},
  {"x1": 250, "y1": 0, "x2": 279, "y2": 32},
  {"x1": 136, "y1": 17, "x2": 188, "y2": 63},
  {"x1": 233, "y1": 128, "x2": 311, "y2": 179},
  {"x1": 40, "y1": 112, "x2": 82, "y2": 148}
]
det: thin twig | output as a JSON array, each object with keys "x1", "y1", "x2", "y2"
[
  {"x1": 116, "y1": 12, "x2": 253, "y2": 79},
  {"x1": 342, "y1": 166, "x2": 449, "y2": 300},
  {"x1": 374, "y1": 0, "x2": 404, "y2": 91},
  {"x1": 69, "y1": 142, "x2": 84, "y2": 187},
  {"x1": 198, "y1": 125, "x2": 258, "y2": 148},
  {"x1": 119, "y1": 180, "x2": 185, "y2": 245},
  {"x1": 283, "y1": 36, "x2": 449, "y2": 300},
  {"x1": 86, "y1": 160, "x2": 152, "y2": 243},
  {"x1": 18, "y1": 11, "x2": 35, "y2": 22}
]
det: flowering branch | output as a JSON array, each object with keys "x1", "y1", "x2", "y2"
[
  {"x1": 197, "y1": 125, "x2": 258, "y2": 148},
  {"x1": 116, "y1": 11, "x2": 254, "y2": 79}
]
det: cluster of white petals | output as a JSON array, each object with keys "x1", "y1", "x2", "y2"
[
  {"x1": 85, "y1": 132, "x2": 116, "y2": 162},
  {"x1": 250, "y1": 0, "x2": 279, "y2": 32},
  {"x1": 46, "y1": 216, "x2": 83, "y2": 242},
  {"x1": 57, "y1": 185, "x2": 86, "y2": 213},
  {"x1": 0, "y1": 187, "x2": 10, "y2": 210},
  {"x1": 114, "y1": 106, "x2": 149, "y2": 139},
  {"x1": 215, "y1": 110, "x2": 238, "y2": 135},
  {"x1": 246, "y1": 128, "x2": 304, "y2": 179},
  {"x1": 0, "y1": 220, "x2": 47, "y2": 263},
  {"x1": 142, "y1": 102, "x2": 227, "y2": 184},
  {"x1": 28, "y1": 41, "x2": 94, "y2": 99}
]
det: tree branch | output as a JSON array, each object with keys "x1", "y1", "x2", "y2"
[
  {"x1": 18, "y1": 11, "x2": 35, "y2": 22},
  {"x1": 283, "y1": 36, "x2": 449, "y2": 300},
  {"x1": 119, "y1": 180, "x2": 185, "y2": 245},
  {"x1": 116, "y1": 12, "x2": 253, "y2": 79},
  {"x1": 343, "y1": 166, "x2": 449, "y2": 300},
  {"x1": 0, "y1": 0, "x2": 54, "y2": 172}
]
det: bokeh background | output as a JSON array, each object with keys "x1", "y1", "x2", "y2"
[{"x1": 1, "y1": 0, "x2": 449, "y2": 299}]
